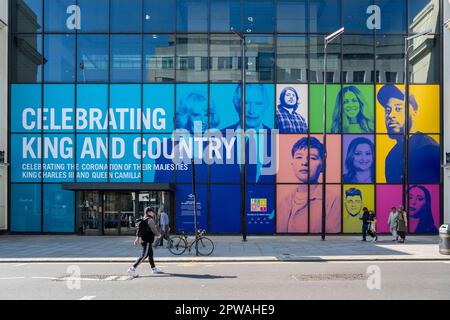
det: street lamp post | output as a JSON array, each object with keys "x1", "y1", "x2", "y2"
[
  {"x1": 231, "y1": 27, "x2": 248, "y2": 242},
  {"x1": 322, "y1": 28, "x2": 344, "y2": 241},
  {"x1": 402, "y1": 29, "x2": 432, "y2": 214}
]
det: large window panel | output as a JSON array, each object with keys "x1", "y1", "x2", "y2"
[
  {"x1": 343, "y1": 0, "x2": 373, "y2": 33},
  {"x1": 309, "y1": 35, "x2": 341, "y2": 84},
  {"x1": 144, "y1": 35, "x2": 175, "y2": 83},
  {"x1": 309, "y1": 0, "x2": 341, "y2": 33},
  {"x1": 210, "y1": 0, "x2": 241, "y2": 33},
  {"x1": 210, "y1": 35, "x2": 242, "y2": 83},
  {"x1": 11, "y1": 134, "x2": 42, "y2": 183},
  {"x1": 277, "y1": 35, "x2": 308, "y2": 83},
  {"x1": 11, "y1": 184, "x2": 41, "y2": 232},
  {"x1": 176, "y1": 35, "x2": 208, "y2": 82},
  {"x1": 375, "y1": 36, "x2": 404, "y2": 83},
  {"x1": 177, "y1": 0, "x2": 208, "y2": 33},
  {"x1": 110, "y1": 35, "x2": 142, "y2": 83},
  {"x1": 409, "y1": 0, "x2": 440, "y2": 34},
  {"x1": 77, "y1": 0, "x2": 109, "y2": 33},
  {"x1": 243, "y1": 0, "x2": 275, "y2": 33},
  {"x1": 44, "y1": 34, "x2": 75, "y2": 83},
  {"x1": 111, "y1": 0, "x2": 142, "y2": 33},
  {"x1": 144, "y1": 0, "x2": 175, "y2": 32},
  {"x1": 277, "y1": 0, "x2": 307, "y2": 33},
  {"x1": 210, "y1": 185, "x2": 241, "y2": 233},
  {"x1": 342, "y1": 35, "x2": 375, "y2": 84},
  {"x1": 44, "y1": 0, "x2": 75, "y2": 32},
  {"x1": 408, "y1": 35, "x2": 440, "y2": 84},
  {"x1": 11, "y1": 34, "x2": 42, "y2": 83},
  {"x1": 11, "y1": 0, "x2": 42, "y2": 33},
  {"x1": 11, "y1": 84, "x2": 42, "y2": 133},
  {"x1": 42, "y1": 134, "x2": 75, "y2": 183},
  {"x1": 77, "y1": 35, "x2": 108, "y2": 83},
  {"x1": 109, "y1": 134, "x2": 142, "y2": 183},
  {"x1": 43, "y1": 184, "x2": 75, "y2": 233},
  {"x1": 246, "y1": 36, "x2": 275, "y2": 83},
  {"x1": 375, "y1": 0, "x2": 407, "y2": 33}
]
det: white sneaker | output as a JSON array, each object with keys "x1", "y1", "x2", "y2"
[
  {"x1": 127, "y1": 267, "x2": 139, "y2": 278},
  {"x1": 151, "y1": 267, "x2": 163, "y2": 274}
]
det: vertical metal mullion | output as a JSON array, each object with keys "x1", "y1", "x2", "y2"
[
  {"x1": 40, "y1": 0, "x2": 45, "y2": 233},
  {"x1": 74, "y1": 0, "x2": 79, "y2": 233},
  {"x1": 141, "y1": 0, "x2": 144, "y2": 185}
]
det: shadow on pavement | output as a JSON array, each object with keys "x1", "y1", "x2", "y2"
[{"x1": 140, "y1": 273, "x2": 237, "y2": 280}]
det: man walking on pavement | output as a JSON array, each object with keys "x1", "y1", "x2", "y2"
[
  {"x1": 157, "y1": 208, "x2": 170, "y2": 247},
  {"x1": 127, "y1": 207, "x2": 162, "y2": 278},
  {"x1": 360, "y1": 207, "x2": 371, "y2": 242}
]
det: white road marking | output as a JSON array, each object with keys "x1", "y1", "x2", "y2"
[
  {"x1": 80, "y1": 296, "x2": 96, "y2": 300},
  {"x1": 31, "y1": 277, "x2": 59, "y2": 280},
  {"x1": 104, "y1": 276, "x2": 118, "y2": 281},
  {"x1": 14, "y1": 263, "x2": 28, "y2": 267},
  {"x1": 117, "y1": 276, "x2": 131, "y2": 281},
  {"x1": 0, "y1": 277, "x2": 26, "y2": 280}
]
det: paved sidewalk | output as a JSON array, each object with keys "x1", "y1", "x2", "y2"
[{"x1": 0, "y1": 235, "x2": 448, "y2": 262}]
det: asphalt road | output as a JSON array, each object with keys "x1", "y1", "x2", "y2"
[{"x1": 0, "y1": 261, "x2": 449, "y2": 300}]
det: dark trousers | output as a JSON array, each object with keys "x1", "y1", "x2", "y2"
[
  {"x1": 133, "y1": 242, "x2": 155, "y2": 269},
  {"x1": 362, "y1": 223, "x2": 369, "y2": 241},
  {"x1": 158, "y1": 226, "x2": 170, "y2": 246}
]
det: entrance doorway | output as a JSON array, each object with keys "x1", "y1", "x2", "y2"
[{"x1": 77, "y1": 190, "x2": 172, "y2": 236}]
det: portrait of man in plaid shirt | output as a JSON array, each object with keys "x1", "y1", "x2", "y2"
[{"x1": 276, "y1": 86, "x2": 309, "y2": 133}]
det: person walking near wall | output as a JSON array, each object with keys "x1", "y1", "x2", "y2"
[
  {"x1": 397, "y1": 206, "x2": 408, "y2": 244},
  {"x1": 360, "y1": 207, "x2": 371, "y2": 242},
  {"x1": 367, "y1": 210, "x2": 378, "y2": 242},
  {"x1": 127, "y1": 207, "x2": 162, "y2": 278},
  {"x1": 388, "y1": 207, "x2": 399, "y2": 241},
  {"x1": 157, "y1": 208, "x2": 170, "y2": 247}
]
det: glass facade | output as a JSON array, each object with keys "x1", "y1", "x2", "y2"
[{"x1": 8, "y1": 0, "x2": 443, "y2": 235}]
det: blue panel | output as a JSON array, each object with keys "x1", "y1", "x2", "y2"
[
  {"x1": 11, "y1": 84, "x2": 42, "y2": 133},
  {"x1": 246, "y1": 184, "x2": 275, "y2": 234},
  {"x1": 210, "y1": 185, "x2": 241, "y2": 233},
  {"x1": 76, "y1": 84, "x2": 108, "y2": 133},
  {"x1": 245, "y1": 133, "x2": 277, "y2": 184},
  {"x1": 309, "y1": 0, "x2": 341, "y2": 33},
  {"x1": 109, "y1": 135, "x2": 142, "y2": 182},
  {"x1": 11, "y1": 134, "x2": 42, "y2": 183},
  {"x1": 77, "y1": 35, "x2": 109, "y2": 83},
  {"x1": 43, "y1": 84, "x2": 75, "y2": 133},
  {"x1": 10, "y1": 184, "x2": 41, "y2": 232},
  {"x1": 78, "y1": 0, "x2": 109, "y2": 32},
  {"x1": 143, "y1": 84, "x2": 175, "y2": 133},
  {"x1": 144, "y1": 0, "x2": 175, "y2": 32},
  {"x1": 43, "y1": 184, "x2": 75, "y2": 233},
  {"x1": 210, "y1": 0, "x2": 241, "y2": 32},
  {"x1": 176, "y1": 84, "x2": 209, "y2": 132},
  {"x1": 375, "y1": 0, "x2": 406, "y2": 33},
  {"x1": 211, "y1": 84, "x2": 241, "y2": 131},
  {"x1": 243, "y1": 0, "x2": 275, "y2": 33},
  {"x1": 44, "y1": 0, "x2": 75, "y2": 32},
  {"x1": 110, "y1": 85, "x2": 142, "y2": 133},
  {"x1": 110, "y1": 35, "x2": 142, "y2": 83},
  {"x1": 143, "y1": 134, "x2": 175, "y2": 183},
  {"x1": 209, "y1": 135, "x2": 242, "y2": 183},
  {"x1": 111, "y1": 0, "x2": 142, "y2": 32},
  {"x1": 343, "y1": 0, "x2": 374, "y2": 33},
  {"x1": 76, "y1": 134, "x2": 108, "y2": 182},
  {"x1": 175, "y1": 184, "x2": 208, "y2": 233},
  {"x1": 44, "y1": 35, "x2": 76, "y2": 82},
  {"x1": 277, "y1": 0, "x2": 307, "y2": 33},
  {"x1": 177, "y1": 0, "x2": 208, "y2": 32},
  {"x1": 43, "y1": 134, "x2": 75, "y2": 183}
]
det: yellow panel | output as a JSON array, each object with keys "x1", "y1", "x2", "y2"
[
  {"x1": 343, "y1": 184, "x2": 375, "y2": 233},
  {"x1": 409, "y1": 85, "x2": 440, "y2": 134},
  {"x1": 376, "y1": 135, "x2": 398, "y2": 183}
]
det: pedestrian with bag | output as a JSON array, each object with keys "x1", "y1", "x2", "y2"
[
  {"x1": 127, "y1": 207, "x2": 162, "y2": 278},
  {"x1": 360, "y1": 207, "x2": 371, "y2": 242},
  {"x1": 397, "y1": 206, "x2": 408, "y2": 243},
  {"x1": 387, "y1": 207, "x2": 399, "y2": 241}
]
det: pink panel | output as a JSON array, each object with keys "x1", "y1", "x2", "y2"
[
  {"x1": 309, "y1": 185, "x2": 342, "y2": 234},
  {"x1": 376, "y1": 185, "x2": 402, "y2": 233}
]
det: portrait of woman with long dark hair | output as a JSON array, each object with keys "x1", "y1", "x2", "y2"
[
  {"x1": 343, "y1": 137, "x2": 375, "y2": 184},
  {"x1": 408, "y1": 185, "x2": 438, "y2": 234}
]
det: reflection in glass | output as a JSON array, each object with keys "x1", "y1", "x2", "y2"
[
  {"x1": 110, "y1": 35, "x2": 142, "y2": 83},
  {"x1": 277, "y1": 0, "x2": 307, "y2": 33},
  {"x1": 144, "y1": 0, "x2": 175, "y2": 32},
  {"x1": 343, "y1": 0, "x2": 372, "y2": 33},
  {"x1": 246, "y1": 36, "x2": 275, "y2": 83},
  {"x1": 342, "y1": 35, "x2": 374, "y2": 84},
  {"x1": 243, "y1": 0, "x2": 275, "y2": 33},
  {"x1": 177, "y1": 0, "x2": 208, "y2": 32},
  {"x1": 43, "y1": 184, "x2": 75, "y2": 232},
  {"x1": 409, "y1": 0, "x2": 440, "y2": 34},
  {"x1": 375, "y1": 0, "x2": 406, "y2": 33},
  {"x1": 210, "y1": 0, "x2": 241, "y2": 33},
  {"x1": 310, "y1": 35, "x2": 341, "y2": 84},
  {"x1": 409, "y1": 35, "x2": 440, "y2": 84},
  {"x1": 11, "y1": 0, "x2": 42, "y2": 33},
  {"x1": 44, "y1": 34, "x2": 75, "y2": 82},
  {"x1": 376, "y1": 36, "x2": 404, "y2": 83},
  {"x1": 78, "y1": 0, "x2": 109, "y2": 33},
  {"x1": 11, "y1": 184, "x2": 41, "y2": 232},
  {"x1": 44, "y1": 0, "x2": 74, "y2": 32},
  {"x1": 309, "y1": 0, "x2": 341, "y2": 33},
  {"x1": 277, "y1": 36, "x2": 308, "y2": 83},
  {"x1": 12, "y1": 35, "x2": 43, "y2": 83},
  {"x1": 176, "y1": 35, "x2": 208, "y2": 82},
  {"x1": 77, "y1": 35, "x2": 108, "y2": 83},
  {"x1": 111, "y1": 0, "x2": 142, "y2": 33},
  {"x1": 210, "y1": 35, "x2": 242, "y2": 83},
  {"x1": 144, "y1": 35, "x2": 175, "y2": 83}
]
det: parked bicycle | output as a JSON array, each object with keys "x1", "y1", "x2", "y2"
[{"x1": 168, "y1": 229, "x2": 214, "y2": 256}]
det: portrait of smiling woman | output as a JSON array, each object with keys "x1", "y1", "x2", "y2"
[
  {"x1": 408, "y1": 185, "x2": 438, "y2": 234},
  {"x1": 343, "y1": 137, "x2": 375, "y2": 184},
  {"x1": 331, "y1": 86, "x2": 374, "y2": 133}
]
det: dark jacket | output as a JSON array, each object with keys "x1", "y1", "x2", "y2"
[{"x1": 361, "y1": 212, "x2": 370, "y2": 225}]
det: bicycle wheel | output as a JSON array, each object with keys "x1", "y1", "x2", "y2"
[
  {"x1": 195, "y1": 237, "x2": 214, "y2": 256},
  {"x1": 168, "y1": 236, "x2": 188, "y2": 255}
]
